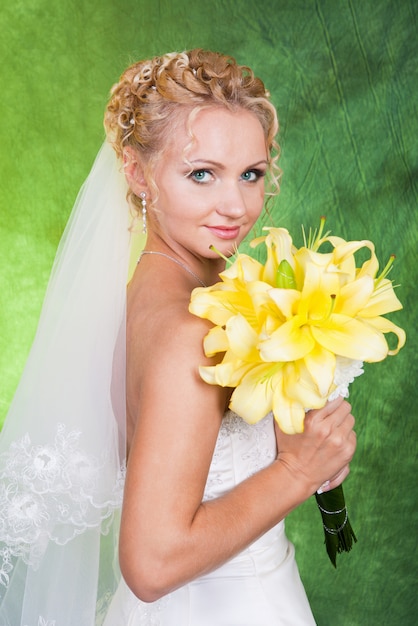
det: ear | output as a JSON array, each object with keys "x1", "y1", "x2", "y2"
[{"x1": 123, "y1": 146, "x2": 150, "y2": 197}]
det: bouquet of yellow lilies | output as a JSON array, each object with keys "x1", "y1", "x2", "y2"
[{"x1": 189, "y1": 217, "x2": 406, "y2": 565}]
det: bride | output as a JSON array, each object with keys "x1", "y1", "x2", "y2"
[{"x1": 0, "y1": 49, "x2": 356, "y2": 625}]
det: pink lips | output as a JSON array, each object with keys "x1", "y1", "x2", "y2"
[{"x1": 207, "y1": 226, "x2": 240, "y2": 240}]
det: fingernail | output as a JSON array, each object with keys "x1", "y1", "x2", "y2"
[{"x1": 317, "y1": 480, "x2": 330, "y2": 495}]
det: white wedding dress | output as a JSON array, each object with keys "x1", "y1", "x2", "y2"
[{"x1": 103, "y1": 411, "x2": 316, "y2": 625}]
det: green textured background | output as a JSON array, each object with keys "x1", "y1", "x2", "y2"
[{"x1": 0, "y1": 1, "x2": 417, "y2": 624}]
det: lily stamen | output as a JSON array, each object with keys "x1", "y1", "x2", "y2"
[
  {"x1": 316, "y1": 215, "x2": 327, "y2": 243},
  {"x1": 375, "y1": 254, "x2": 396, "y2": 286},
  {"x1": 303, "y1": 215, "x2": 331, "y2": 251},
  {"x1": 328, "y1": 293, "x2": 337, "y2": 318},
  {"x1": 309, "y1": 294, "x2": 336, "y2": 326},
  {"x1": 209, "y1": 244, "x2": 234, "y2": 264}
]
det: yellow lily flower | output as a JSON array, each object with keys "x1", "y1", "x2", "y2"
[
  {"x1": 189, "y1": 219, "x2": 406, "y2": 435},
  {"x1": 250, "y1": 227, "x2": 296, "y2": 285}
]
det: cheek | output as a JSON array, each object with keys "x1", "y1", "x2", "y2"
[{"x1": 251, "y1": 189, "x2": 266, "y2": 220}]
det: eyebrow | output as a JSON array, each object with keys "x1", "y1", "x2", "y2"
[{"x1": 188, "y1": 158, "x2": 269, "y2": 169}]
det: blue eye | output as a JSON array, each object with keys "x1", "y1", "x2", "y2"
[
  {"x1": 190, "y1": 169, "x2": 212, "y2": 183},
  {"x1": 241, "y1": 169, "x2": 265, "y2": 182}
]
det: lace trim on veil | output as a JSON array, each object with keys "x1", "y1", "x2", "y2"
[{"x1": 0, "y1": 423, "x2": 124, "y2": 587}]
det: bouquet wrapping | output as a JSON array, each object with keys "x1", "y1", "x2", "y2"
[{"x1": 189, "y1": 218, "x2": 405, "y2": 565}]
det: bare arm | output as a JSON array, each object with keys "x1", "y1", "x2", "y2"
[{"x1": 120, "y1": 306, "x2": 356, "y2": 602}]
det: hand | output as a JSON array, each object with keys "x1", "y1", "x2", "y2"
[{"x1": 274, "y1": 396, "x2": 356, "y2": 495}]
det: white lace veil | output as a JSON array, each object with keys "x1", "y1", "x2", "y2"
[{"x1": 0, "y1": 141, "x2": 133, "y2": 625}]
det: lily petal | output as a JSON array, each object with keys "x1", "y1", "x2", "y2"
[
  {"x1": 267, "y1": 288, "x2": 300, "y2": 320},
  {"x1": 251, "y1": 228, "x2": 296, "y2": 285},
  {"x1": 260, "y1": 318, "x2": 315, "y2": 362},
  {"x1": 356, "y1": 246, "x2": 380, "y2": 279},
  {"x1": 246, "y1": 281, "x2": 285, "y2": 327},
  {"x1": 361, "y1": 315, "x2": 406, "y2": 355},
  {"x1": 199, "y1": 357, "x2": 252, "y2": 387},
  {"x1": 311, "y1": 314, "x2": 389, "y2": 361},
  {"x1": 272, "y1": 384, "x2": 306, "y2": 434},
  {"x1": 225, "y1": 314, "x2": 259, "y2": 360},
  {"x1": 358, "y1": 279, "x2": 403, "y2": 317},
  {"x1": 328, "y1": 237, "x2": 375, "y2": 266},
  {"x1": 203, "y1": 326, "x2": 229, "y2": 357},
  {"x1": 336, "y1": 275, "x2": 374, "y2": 317},
  {"x1": 220, "y1": 254, "x2": 264, "y2": 283},
  {"x1": 229, "y1": 364, "x2": 278, "y2": 423},
  {"x1": 284, "y1": 361, "x2": 329, "y2": 408},
  {"x1": 190, "y1": 287, "x2": 254, "y2": 326},
  {"x1": 303, "y1": 345, "x2": 336, "y2": 397}
]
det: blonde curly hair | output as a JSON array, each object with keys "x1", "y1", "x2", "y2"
[{"x1": 104, "y1": 49, "x2": 280, "y2": 215}]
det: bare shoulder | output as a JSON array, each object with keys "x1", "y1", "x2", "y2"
[
  {"x1": 126, "y1": 277, "x2": 227, "y2": 442},
  {"x1": 127, "y1": 286, "x2": 212, "y2": 369}
]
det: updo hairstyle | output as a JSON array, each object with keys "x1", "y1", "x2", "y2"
[{"x1": 104, "y1": 49, "x2": 280, "y2": 215}]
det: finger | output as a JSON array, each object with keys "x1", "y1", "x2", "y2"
[
  {"x1": 328, "y1": 464, "x2": 351, "y2": 489},
  {"x1": 309, "y1": 396, "x2": 344, "y2": 420},
  {"x1": 317, "y1": 464, "x2": 351, "y2": 493},
  {"x1": 307, "y1": 397, "x2": 348, "y2": 427},
  {"x1": 323, "y1": 398, "x2": 354, "y2": 430},
  {"x1": 336, "y1": 411, "x2": 356, "y2": 440},
  {"x1": 325, "y1": 395, "x2": 346, "y2": 412}
]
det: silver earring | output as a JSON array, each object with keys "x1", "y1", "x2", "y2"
[{"x1": 140, "y1": 192, "x2": 147, "y2": 234}]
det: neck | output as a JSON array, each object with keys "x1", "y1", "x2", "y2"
[
  {"x1": 139, "y1": 250, "x2": 208, "y2": 288},
  {"x1": 141, "y1": 238, "x2": 226, "y2": 287}
]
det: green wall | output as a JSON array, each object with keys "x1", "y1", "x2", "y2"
[{"x1": 1, "y1": 1, "x2": 417, "y2": 624}]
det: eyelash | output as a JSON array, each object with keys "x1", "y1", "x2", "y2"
[
  {"x1": 190, "y1": 169, "x2": 212, "y2": 183},
  {"x1": 241, "y1": 169, "x2": 266, "y2": 182},
  {"x1": 189, "y1": 168, "x2": 266, "y2": 184}
]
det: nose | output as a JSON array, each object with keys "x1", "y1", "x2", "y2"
[{"x1": 216, "y1": 182, "x2": 246, "y2": 219}]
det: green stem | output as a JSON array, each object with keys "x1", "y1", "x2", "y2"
[{"x1": 314, "y1": 483, "x2": 357, "y2": 567}]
